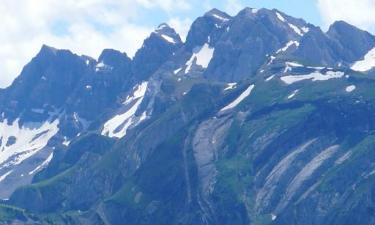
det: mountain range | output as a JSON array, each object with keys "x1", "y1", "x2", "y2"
[{"x1": 1, "y1": 6, "x2": 375, "y2": 225}]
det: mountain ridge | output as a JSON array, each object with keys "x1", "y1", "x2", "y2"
[{"x1": 1, "y1": 6, "x2": 375, "y2": 225}]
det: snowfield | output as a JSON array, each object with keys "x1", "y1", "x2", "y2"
[
  {"x1": 0, "y1": 118, "x2": 59, "y2": 169},
  {"x1": 351, "y1": 47, "x2": 375, "y2": 72},
  {"x1": 220, "y1": 84, "x2": 255, "y2": 111},
  {"x1": 281, "y1": 71, "x2": 345, "y2": 84},
  {"x1": 102, "y1": 82, "x2": 148, "y2": 139},
  {"x1": 185, "y1": 43, "x2": 214, "y2": 73}
]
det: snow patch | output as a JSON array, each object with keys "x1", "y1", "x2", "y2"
[
  {"x1": 281, "y1": 71, "x2": 345, "y2": 85},
  {"x1": 345, "y1": 85, "x2": 356, "y2": 93},
  {"x1": 62, "y1": 136, "x2": 70, "y2": 146},
  {"x1": 124, "y1": 82, "x2": 149, "y2": 104},
  {"x1": 161, "y1": 34, "x2": 177, "y2": 44},
  {"x1": 351, "y1": 47, "x2": 375, "y2": 72},
  {"x1": 211, "y1": 13, "x2": 230, "y2": 22},
  {"x1": 0, "y1": 118, "x2": 59, "y2": 169},
  {"x1": 276, "y1": 12, "x2": 286, "y2": 22},
  {"x1": 29, "y1": 152, "x2": 54, "y2": 175},
  {"x1": 0, "y1": 170, "x2": 12, "y2": 182},
  {"x1": 95, "y1": 61, "x2": 112, "y2": 72},
  {"x1": 224, "y1": 83, "x2": 237, "y2": 91},
  {"x1": 220, "y1": 84, "x2": 255, "y2": 112},
  {"x1": 286, "y1": 62, "x2": 304, "y2": 67},
  {"x1": 301, "y1": 26, "x2": 310, "y2": 33},
  {"x1": 288, "y1": 23, "x2": 304, "y2": 36},
  {"x1": 288, "y1": 90, "x2": 299, "y2": 99},
  {"x1": 265, "y1": 75, "x2": 276, "y2": 82},
  {"x1": 102, "y1": 82, "x2": 148, "y2": 139},
  {"x1": 174, "y1": 68, "x2": 182, "y2": 74},
  {"x1": 185, "y1": 44, "x2": 214, "y2": 73},
  {"x1": 276, "y1": 41, "x2": 300, "y2": 54},
  {"x1": 284, "y1": 62, "x2": 304, "y2": 73}
]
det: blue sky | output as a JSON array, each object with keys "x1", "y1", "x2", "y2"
[
  {"x1": 136, "y1": 0, "x2": 323, "y2": 28},
  {"x1": 1, "y1": 0, "x2": 375, "y2": 88}
]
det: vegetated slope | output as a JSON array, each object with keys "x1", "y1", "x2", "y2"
[{"x1": 1, "y1": 6, "x2": 375, "y2": 225}]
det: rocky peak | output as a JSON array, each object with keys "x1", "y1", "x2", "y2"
[
  {"x1": 153, "y1": 23, "x2": 182, "y2": 45},
  {"x1": 97, "y1": 49, "x2": 131, "y2": 68},
  {"x1": 185, "y1": 8, "x2": 232, "y2": 49},
  {"x1": 327, "y1": 20, "x2": 375, "y2": 62}
]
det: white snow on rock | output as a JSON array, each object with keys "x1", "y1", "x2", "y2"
[
  {"x1": 351, "y1": 47, "x2": 375, "y2": 72},
  {"x1": 0, "y1": 118, "x2": 59, "y2": 168},
  {"x1": 286, "y1": 62, "x2": 304, "y2": 67},
  {"x1": 276, "y1": 41, "x2": 300, "y2": 54},
  {"x1": 345, "y1": 85, "x2": 356, "y2": 93},
  {"x1": 288, "y1": 90, "x2": 299, "y2": 99},
  {"x1": 284, "y1": 62, "x2": 304, "y2": 73},
  {"x1": 124, "y1": 82, "x2": 148, "y2": 104},
  {"x1": 0, "y1": 170, "x2": 12, "y2": 182},
  {"x1": 224, "y1": 83, "x2": 237, "y2": 91},
  {"x1": 280, "y1": 71, "x2": 345, "y2": 85},
  {"x1": 275, "y1": 11, "x2": 308, "y2": 36},
  {"x1": 211, "y1": 13, "x2": 230, "y2": 22},
  {"x1": 276, "y1": 12, "x2": 286, "y2": 22},
  {"x1": 301, "y1": 26, "x2": 310, "y2": 33},
  {"x1": 161, "y1": 34, "x2": 177, "y2": 44},
  {"x1": 174, "y1": 68, "x2": 182, "y2": 74},
  {"x1": 102, "y1": 82, "x2": 148, "y2": 139},
  {"x1": 288, "y1": 23, "x2": 304, "y2": 36},
  {"x1": 95, "y1": 61, "x2": 112, "y2": 72},
  {"x1": 185, "y1": 44, "x2": 214, "y2": 73},
  {"x1": 62, "y1": 136, "x2": 70, "y2": 146},
  {"x1": 265, "y1": 75, "x2": 276, "y2": 82},
  {"x1": 220, "y1": 84, "x2": 255, "y2": 112},
  {"x1": 28, "y1": 152, "x2": 54, "y2": 175}
]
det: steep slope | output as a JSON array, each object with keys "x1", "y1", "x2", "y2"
[
  {"x1": 1, "y1": 6, "x2": 375, "y2": 225},
  {"x1": 0, "y1": 25, "x2": 182, "y2": 200}
]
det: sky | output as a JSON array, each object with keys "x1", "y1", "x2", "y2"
[{"x1": 1, "y1": 0, "x2": 375, "y2": 88}]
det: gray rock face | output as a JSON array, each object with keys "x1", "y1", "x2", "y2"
[{"x1": 2, "y1": 6, "x2": 375, "y2": 225}]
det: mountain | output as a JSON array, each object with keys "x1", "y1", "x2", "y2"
[{"x1": 1, "y1": 6, "x2": 375, "y2": 225}]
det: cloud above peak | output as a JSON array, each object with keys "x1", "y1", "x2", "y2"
[
  {"x1": 317, "y1": 0, "x2": 375, "y2": 32},
  {"x1": 0, "y1": 0, "x2": 157, "y2": 88}
]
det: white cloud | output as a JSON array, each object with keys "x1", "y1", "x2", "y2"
[
  {"x1": 0, "y1": 0, "x2": 242, "y2": 88},
  {"x1": 317, "y1": 0, "x2": 375, "y2": 31},
  {"x1": 167, "y1": 18, "x2": 193, "y2": 42},
  {"x1": 223, "y1": 0, "x2": 244, "y2": 16},
  {"x1": 0, "y1": 0, "x2": 196, "y2": 88},
  {"x1": 136, "y1": 0, "x2": 191, "y2": 12}
]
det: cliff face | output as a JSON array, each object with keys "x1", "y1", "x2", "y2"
[{"x1": 1, "y1": 7, "x2": 375, "y2": 225}]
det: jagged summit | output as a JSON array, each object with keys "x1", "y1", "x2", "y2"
[
  {"x1": 35, "y1": 44, "x2": 74, "y2": 60},
  {"x1": 2, "y1": 7, "x2": 375, "y2": 225},
  {"x1": 204, "y1": 8, "x2": 232, "y2": 21},
  {"x1": 153, "y1": 23, "x2": 182, "y2": 45},
  {"x1": 98, "y1": 49, "x2": 130, "y2": 67},
  {"x1": 236, "y1": 6, "x2": 260, "y2": 16},
  {"x1": 39, "y1": 44, "x2": 58, "y2": 54}
]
